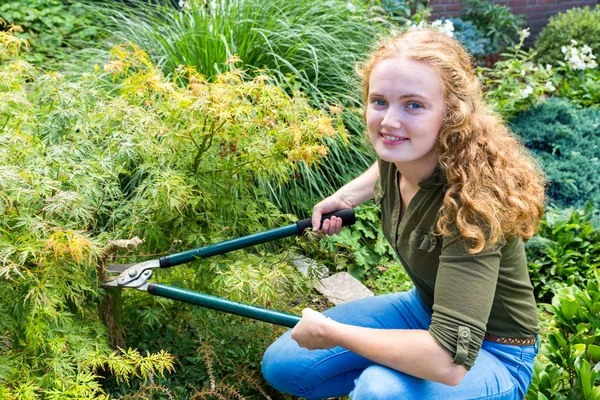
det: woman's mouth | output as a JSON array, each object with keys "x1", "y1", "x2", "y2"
[{"x1": 380, "y1": 133, "x2": 408, "y2": 145}]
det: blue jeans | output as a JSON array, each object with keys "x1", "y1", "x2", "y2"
[{"x1": 262, "y1": 288, "x2": 538, "y2": 399}]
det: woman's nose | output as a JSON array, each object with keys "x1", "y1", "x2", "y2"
[{"x1": 381, "y1": 107, "x2": 402, "y2": 130}]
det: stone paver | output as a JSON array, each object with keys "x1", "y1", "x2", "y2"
[{"x1": 313, "y1": 272, "x2": 374, "y2": 305}]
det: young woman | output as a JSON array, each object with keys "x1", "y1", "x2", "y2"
[{"x1": 262, "y1": 28, "x2": 546, "y2": 399}]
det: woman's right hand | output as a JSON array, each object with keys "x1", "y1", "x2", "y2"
[{"x1": 311, "y1": 194, "x2": 354, "y2": 236}]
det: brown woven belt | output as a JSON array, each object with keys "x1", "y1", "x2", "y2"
[{"x1": 484, "y1": 333, "x2": 536, "y2": 346}]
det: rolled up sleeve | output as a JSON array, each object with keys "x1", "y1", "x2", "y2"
[{"x1": 428, "y1": 234, "x2": 503, "y2": 369}]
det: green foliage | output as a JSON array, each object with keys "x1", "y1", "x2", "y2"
[
  {"x1": 301, "y1": 202, "x2": 396, "y2": 280},
  {"x1": 525, "y1": 204, "x2": 600, "y2": 303},
  {"x1": 0, "y1": 30, "x2": 333, "y2": 398},
  {"x1": 461, "y1": 0, "x2": 524, "y2": 55},
  {"x1": 526, "y1": 272, "x2": 600, "y2": 400},
  {"x1": 555, "y1": 67, "x2": 600, "y2": 109},
  {"x1": 364, "y1": 262, "x2": 413, "y2": 295},
  {"x1": 510, "y1": 98, "x2": 600, "y2": 208},
  {"x1": 477, "y1": 30, "x2": 555, "y2": 118},
  {"x1": 534, "y1": 6, "x2": 600, "y2": 67},
  {"x1": 103, "y1": 0, "x2": 382, "y2": 216},
  {"x1": 107, "y1": 253, "x2": 310, "y2": 398},
  {"x1": 0, "y1": 0, "x2": 112, "y2": 66},
  {"x1": 365, "y1": 0, "x2": 431, "y2": 26},
  {"x1": 450, "y1": 17, "x2": 491, "y2": 59},
  {"x1": 550, "y1": 40, "x2": 600, "y2": 108}
]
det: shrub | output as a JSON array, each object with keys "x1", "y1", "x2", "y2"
[
  {"x1": 365, "y1": 0, "x2": 431, "y2": 26},
  {"x1": 0, "y1": 0, "x2": 112, "y2": 67},
  {"x1": 0, "y1": 29, "x2": 332, "y2": 398},
  {"x1": 477, "y1": 29, "x2": 555, "y2": 118},
  {"x1": 525, "y1": 272, "x2": 600, "y2": 400},
  {"x1": 510, "y1": 98, "x2": 600, "y2": 209},
  {"x1": 450, "y1": 17, "x2": 491, "y2": 59},
  {"x1": 525, "y1": 204, "x2": 600, "y2": 304},
  {"x1": 551, "y1": 40, "x2": 600, "y2": 108},
  {"x1": 460, "y1": 0, "x2": 524, "y2": 55},
  {"x1": 103, "y1": 0, "x2": 382, "y2": 216},
  {"x1": 299, "y1": 202, "x2": 396, "y2": 280},
  {"x1": 534, "y1": 6, "x2": 600, "y2": 67}
]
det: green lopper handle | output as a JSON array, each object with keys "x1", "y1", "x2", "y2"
[
  {"x1": 159, "y1": 208, "x2": 355, "y2": 268},
  {"x1": 148, "y1": 283, "x2": 301, "y2": 328}
]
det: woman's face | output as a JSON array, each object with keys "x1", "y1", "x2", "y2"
[{"x1": 366, "y1": 56, "x2": 445, "y2": 171}]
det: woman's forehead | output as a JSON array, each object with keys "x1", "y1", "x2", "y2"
[{"x1": 369, "y1": 57, "x2": 443, "y2": 98}]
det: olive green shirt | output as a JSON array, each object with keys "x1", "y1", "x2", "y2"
[{"x1": 374, "y1": 159, "x2": 539, "y2": 369}]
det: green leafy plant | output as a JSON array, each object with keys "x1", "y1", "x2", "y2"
[
  {"x1": 477, "y1": 29, "x2": 555, "y2": 118},
  {"x1": 366, "y1": 0, "x2": 431, "y2": 27},
  {"x1": 449, "y1": 17, "x2": 491, "y2": 59},
  {"x1": 0, "y1": 27, "x2": 334, "y2": 398},
  {"x1": 364, "y1": 262, "x2": 414, "y2": 295},
  {"x1": 0, "y1": 0, "x2": 112, "y2": 67},
  {"x1": 510, "y1": 98, "x2": 600, "y2": 208},
  {"x1": 551, "y1": 40, "x2": 600, "y2": 108},
  {"x1": 461, "y1": 0, "x2": 524, "y2": 55},
  {"x1": 526, "y1": 272, "x2": 600, "y2": 400},
  {"x1": 534, "y1": 6, "x2": 600, "y2": 67},
  {"x1": 300, "y1": 202, "x2": 396, "y2": 280},
  {"x1": 102, "y1": 0, "x2": 382, "y2": 217},
  {"x1": 525, "y1": 204, "x2": 600, "y2": 303}
]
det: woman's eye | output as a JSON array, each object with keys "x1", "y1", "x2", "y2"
[
  {"x1": 373, "y1": 99, "x2": 387, "y2": 106},
  {"x1": 406, "y1": 102, "x2": 422, "y2": 110}
]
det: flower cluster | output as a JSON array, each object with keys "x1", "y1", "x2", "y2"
[
  {"x1": 561, "y1": 40, "x2": 597, "y2": 70},
  {"x1": 406, "y1": 19, "x2": 454, "y2": 38}
]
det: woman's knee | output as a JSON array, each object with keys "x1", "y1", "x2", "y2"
[
  {"x1": 261, "y1": 332, "x2": 302, "y2": 395},
  {"x1": 350, "y1": 365, "x2": 415, "y2": 400}
]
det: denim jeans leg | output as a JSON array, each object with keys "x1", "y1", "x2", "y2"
[
  {"x1": 261, "y1": 288, "x2": 432, "y2": 399},
  {"x1": 350, "y1": 340, "x2": 536, "y2": 399}
]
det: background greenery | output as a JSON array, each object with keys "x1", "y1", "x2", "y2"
[
  {"x1": 534, "y1": 5, "x2": 600, "y2": 67},
  {"x1": 1, "y1": 0, "x2": 599, "y2": 398}
]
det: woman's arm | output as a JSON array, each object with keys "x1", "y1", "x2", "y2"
[
  {"x1": 312, "y1": 161, "x2": 379, "y2": 233},
  {"x1": 291, "y1": 309, "x2": 468, "y2": 386}
]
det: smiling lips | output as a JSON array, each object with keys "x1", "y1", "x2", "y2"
[{"x1": 380, "y1": 133, "x2": 408, "y2": 144}]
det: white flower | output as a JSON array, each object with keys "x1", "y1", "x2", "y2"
[
  {"x1": 571, "y1": 39, "x2": 578, "y2": 45},
  {"x1": 545, "y1": 64, "x2": 552, "y2": 73},
  {"x1": 178, "y1": 0, "x2": 191, "y2": 9},
  {"x1": 441, "y1": 20, "x2": 454, "y2": 38},
  {"x1": 208, "y1": 23, "x2": 213, "y2": 33},
  {"x1": 521, "y1": 28, "x2": 531, "y2": 39},
  {"x1": 545, "y1": 81, "x2": 556, "y2": 91},
  {"x1": 561, "y1": 46, "x2": 567, "y2": 54},
  {"x1": 520, "y1": 70, "x2": 526, "y2": 76},
  {"x1": 520, "y1": 85, "x2": 533, "y2": 99},
  {"x1": 581, "y1": 45, "x2": 592, "y2": 54},
  {"x1": 408, "y1": 20, "x2": 425, "y2": 31},
  {"x1": 431, "y1": 19, "x2": 454, "y2": 37},
  {"x1": 346, "y1": 2, "x2": 356, "y2": 12}
]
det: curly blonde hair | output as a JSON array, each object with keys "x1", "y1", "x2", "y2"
[{"x1": 358, "y1": 28, "x2": 546, "y2": 253}]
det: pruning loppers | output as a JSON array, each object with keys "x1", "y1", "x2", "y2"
[{"x1": 102, "y1": 209, "x2": 356, "y2": 328}]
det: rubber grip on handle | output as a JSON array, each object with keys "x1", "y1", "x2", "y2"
[{"x1": 296, "y1": 208, "x2": 356, "y2": 234}]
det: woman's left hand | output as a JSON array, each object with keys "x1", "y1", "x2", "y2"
[{"x1": 291, "y1": 308, "x2": 338, "y2": 350}]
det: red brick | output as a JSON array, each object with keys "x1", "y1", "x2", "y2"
[
  {"x1": 443, "y1": 4, "x2": 463, "y2": 12},
  {"x1": 510, "y1": 6, "x2": 529, "y2": 15}
]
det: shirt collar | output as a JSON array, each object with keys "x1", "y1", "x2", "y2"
[{"x1": 418, "y1": 165, "x2": 446, "y2": 189}]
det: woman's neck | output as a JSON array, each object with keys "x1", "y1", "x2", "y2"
[{"x1": 394, "y1": 157, "x2": 439, "y2": 188}]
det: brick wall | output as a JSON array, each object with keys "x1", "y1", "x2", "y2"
[{"x1": 429, "y1": 0, "x2": 599, "y2": 46}]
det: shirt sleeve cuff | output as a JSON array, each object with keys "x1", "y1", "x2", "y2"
[{"x1": 429, "y1": 306, "x2": 486, "y2": 370}]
